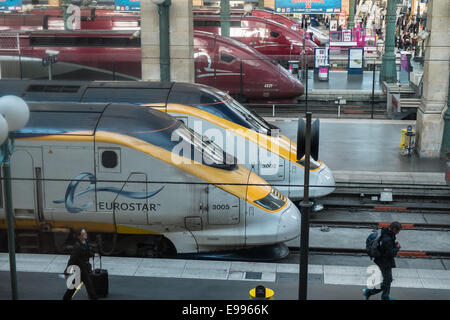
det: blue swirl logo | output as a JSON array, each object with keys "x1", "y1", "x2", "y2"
[{"x1": 54, "y1": 173, "x2": 164, "y2": 213}]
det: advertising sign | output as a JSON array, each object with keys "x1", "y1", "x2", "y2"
[
  {"x1": 275, "y1": 0, "x2": 341, "y2": 14},
  {"x1": 115, "y1": 0, "x2": 140, "y2": 12},
  {"x1": 348, "y1": 48, "x2": 364, "y2": 75},
  {"x1": 0, "y1": 0, "x2": 22, "y2": 11}
]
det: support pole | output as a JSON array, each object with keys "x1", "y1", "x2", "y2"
[
  {"x1": 258, "y1": 0, "x2": 264, "y2": 9},
  {"x1": 348, "y1": 0, "x2": 355, "y2": 29},
  {"x1": 302, "y1": 16, "x2": 308, "y2": 113},
  {"x1": 379, "y1": 0, "x2": 397, "y2": 83},
  {"x1": 371, "y1": 60, "x2": 376, "y2": 119},
  {"x1": 299, "y1": 113, "x2": 313, "y2": 300},
  {"x1": 220, "y1": 0, "x2": 230, "y2": 38},
  {"x1": 158, "y1": 0, "x2": 171, "y2": 82},
  {"x1": 441, "y1": 74, "x2": 450, "y2": 155},
  {"x1": 2, "y1": 141, "x2": 18, "y2": 300}
]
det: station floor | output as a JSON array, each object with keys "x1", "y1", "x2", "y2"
[
  {"x1": 272, "y1": 118, "x2": 447, "y2": 176},
  {"x1": 301, "y1": 70, "x2": 382, "y2": 92},
  {"x1": 1, "y1": 253, "x2": 449, "y2": 300}
]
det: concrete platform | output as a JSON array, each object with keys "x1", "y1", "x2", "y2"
[
  {"x1": 297, "y1": 70, "x2": 383, "y2": 102},
  {"x1": 285, "y1": 227, "x2": 450, "y2": 254},
  {"x1": 269, "y1": 118, "x2": 447, "y2": 186},
  {"x1": 1, "y1": 254, "x2": 449, "y2": 300},
  {"x1": 310, "y1": 209, "x2": 450, "y2": 227}
]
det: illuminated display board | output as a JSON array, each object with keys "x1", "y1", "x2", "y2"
[
  {"x1": 115, "y1": 0, "x2": 140, "y2": 12},
  {"x1": 0, "y1": 0, "x2": 22, "y2": 11},
  {"x1": 275, "y1": 0, "x2": 342, "y2": 14}
]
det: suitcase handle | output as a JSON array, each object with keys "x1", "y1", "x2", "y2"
[{"x1": 92, "y1": 247, "x2": 102, "y2": 270}]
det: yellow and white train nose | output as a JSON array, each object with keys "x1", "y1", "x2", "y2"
[
  {"x1": 310, "y1": 164, "x2": 335, "y2": 198},
  {"x1": 276, "y1": 202, "x2": 301, "y2": 243}
]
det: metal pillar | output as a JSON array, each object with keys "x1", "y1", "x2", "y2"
[
  {"x1": 258, "y1": 0, "x2": 265, "y2": 9},
  {"x1": 441, "y1": 75, "x2": 450, "y2": 155},
  {"x1": 379, "y1": 0, "x2": 397, "y2": 83},
  {"x1": 2, "y1": 141, "x2": 18, "y2": 300},
  {"x1": 348, "y1": 0, "x2": 356, "y2": 29},
  {"x1": 298, "y1": 113, "x2": 313, "y2": 300},
  {"x1": 220, "y1": 0, "x2": 230, "y2": 38},
  {"x1": 157, "y1": 0, "x2": 171, "y2": 82}
]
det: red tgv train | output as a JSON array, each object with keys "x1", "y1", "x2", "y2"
[
  {"x1": 193, "y1": 8, "x2": 326, "y2": 46},
  {"x1": 193, "y1": 15, "x2": 318, "y2": 66},
  {"x1": 1, "y1": 9, "x2": 317, "y2": 65},
  {"x1": 0, "y1": 28, "x2": 303, "y2": 102}
]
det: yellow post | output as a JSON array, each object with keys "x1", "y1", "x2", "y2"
[
  {"x1": 249, "y1": 286, "x2": 274, "y2": 300},
  {"x1": 400, "y1": 128, "x2": 407, "y2": 149}
]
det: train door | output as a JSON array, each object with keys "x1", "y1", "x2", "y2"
[
  {"x1": 9, "y1": 147, "x2": 44, "y2": 228},
  {"x1": 199, "y1": 184, "x2": 244, "y2": 247},
  {"x1": 42, "y1": 145, "x2": 99, "y2": 224},
  {"x1": 215, "y1": 44, "x2": 242, "y2": 97},
  {"x1": 95, "y1": 146, "x2": 150, "y2": 230},
  {"x1": 258, "y1": 145, "x2": 286, "y2": 182},
  {"x1": 207, "y1": 185, "x2": 240, "y2": 225},
  {"x1": 194, "y1": 35, "x2": 216, "y2": 89}
]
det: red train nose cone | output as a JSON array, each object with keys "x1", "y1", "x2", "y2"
[{"x1": 278, "y1": 65, "x2": 304, "y2": 98}]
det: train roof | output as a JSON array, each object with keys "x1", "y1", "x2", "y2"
[
  {"x1": 0, "y1": 79, "x2": 174, "y2": 104},
  {"x1": 13, "y1": 101, "x2": 180, "y2": 140},
  {"x1": 0, "y1": 79, "x2": 274, "y2": 133}
]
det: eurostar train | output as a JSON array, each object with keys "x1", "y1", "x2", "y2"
[
  {"x1": 0, "y1": 102, "x2": 300, "y2": 259},
  {"x1": 0, "y1": 80, "x2": 336, "y2": 201}
]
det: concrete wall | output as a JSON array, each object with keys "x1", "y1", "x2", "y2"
[
  {"x1": 416, "y1": 0, "x2": 450, "y2": 158},
  {"x1": 141, "y1": 0, "x2": 195, "y2": 83}
]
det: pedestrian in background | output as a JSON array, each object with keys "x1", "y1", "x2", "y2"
[{"x1": 364, "y1": 222, "x2": 402, "y2": 300}]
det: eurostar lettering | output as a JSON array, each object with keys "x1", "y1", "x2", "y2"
[{"x1": 97, "y1": 202, "x2": 160, "y2": 212}]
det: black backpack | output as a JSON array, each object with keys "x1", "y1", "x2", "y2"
[{"x1": 366, "y1": 230, "x2": 382, "y2": 260}]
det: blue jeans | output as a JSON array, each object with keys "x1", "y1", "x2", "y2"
[{"x1": 367, "y1": 267, "x2": 393, "y2": 300}]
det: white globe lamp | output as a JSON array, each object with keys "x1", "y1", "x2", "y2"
[{"x1": 0, "y1": 95, "x2": 30, "y2": 132}]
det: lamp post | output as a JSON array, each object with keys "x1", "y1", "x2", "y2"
[
  {"x1": 348, "y1": 0, "x2": 355, "y2": 29},
  {"x1": 152, "y1": 0, "x2": 172, "y2": 82},
  {"x1": 0, "y1": 95, "x2": 31, "y2": 300},
  {"x1": 220, "y1": 0, "x2": 230, "y2": 38},
  {"x1": 298, "y1": 113, "x2": 313, "y2": 300},
  {"x1": 379, "y1": 0, "x2": 398, "y2": 83}
]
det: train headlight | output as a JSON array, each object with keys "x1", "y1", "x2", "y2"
[{"x1": 254, "y1": 188, "x2": 287, "y2": 212}]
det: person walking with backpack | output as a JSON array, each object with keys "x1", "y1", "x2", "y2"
[{"x1": 364, "y1": 222, "x2": 402, "y2": 300}]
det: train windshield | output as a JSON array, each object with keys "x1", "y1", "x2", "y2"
[
  {"x1": 200, "y1": 87, "x2": 279, "y2": 135},
  {"x1": 172, "y1": 125, "x2": 237, "y2": 170},
  {"x1": 99, "y1": 105, "x2": 237, "y2": 171}
]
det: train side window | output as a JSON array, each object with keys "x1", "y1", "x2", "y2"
[
  {"x1": 270, "y1": 31, "x2": 280, "y2": 38},
  {"x1": 230, "y1": 21, "x2": 241, "y2": 27},
  {"x1": 220, "y1": 52, "x2": 236, "y2": 63},
  {"x1": 99, "y1": 148, "x2": 121, "y2": 173}
]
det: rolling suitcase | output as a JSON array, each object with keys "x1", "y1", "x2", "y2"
[{"x1": 90, "y1": 253, "x2": 109, "y2": 298}]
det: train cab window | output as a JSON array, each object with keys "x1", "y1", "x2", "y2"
[
  {"x1": 99, "y1": 148, "x2": 121, "y2": 173},
  {"x1": 230, "y1": 21, "x2": 241, "y2": 27},
  {"x1": 270, "y1": 31, "x2": 280, "y2": 38},
  {"x1": 220, "y1": 52, "x2": 236, "y2": 63}
]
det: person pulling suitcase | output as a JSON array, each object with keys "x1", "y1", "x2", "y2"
[{"x1": 63, "y1": 228, "x2": 98, "y2": 300}]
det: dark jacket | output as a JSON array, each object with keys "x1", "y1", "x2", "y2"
[
  {"x1": 64, "y1": 239, "x2": 94, "y2": 276},
  {"x1": 374, "y1": 228, "x2": 399, "y2": 269}
]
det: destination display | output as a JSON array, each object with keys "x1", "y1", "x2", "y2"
[
  {"x1": 275, "y1": 0, "x2": 341, "y2": 14},
  {"x1": 115, "y1": 0, "x2": 140, "y2": 12},
  {"x1": 0, "y1": 0, "x2": 22, "y2": 11}
]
